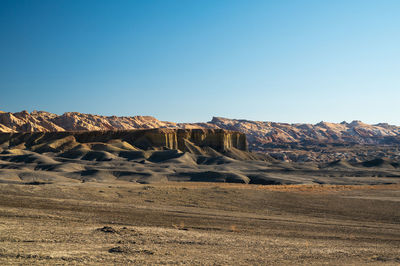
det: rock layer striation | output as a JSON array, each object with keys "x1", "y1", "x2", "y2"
[{"x1": 0, "y1": 128, "x2": 247, "y2": 153}]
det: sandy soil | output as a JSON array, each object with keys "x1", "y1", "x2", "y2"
[{"x1": 0, "y1": 182, "x2": 399, "y2": 265}]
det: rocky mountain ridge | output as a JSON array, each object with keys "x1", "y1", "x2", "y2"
[
  {"x1": 1, "y1": 111, "x2": 399, "y2": 162},
  {"x1": 0, "y1": 110, "x2": 177, "y2": 132},
  {"x1": 208, "y1": 117, "x2": 400, "y2": 147},
  {"x1": 1, "y1": 110, "x2": 399, "y2": 143}
]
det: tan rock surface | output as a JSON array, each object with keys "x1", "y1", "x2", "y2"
[{"x1": 0, "y1": 111, "x2": 179, "y2": 133}]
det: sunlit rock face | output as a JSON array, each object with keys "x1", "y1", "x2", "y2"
[
  {"x1": 0, "y1": 111, "x2": 178, "y2": 132},
  {"x1": 208, "y1": 117, "x2": 400, "y2": 146}
]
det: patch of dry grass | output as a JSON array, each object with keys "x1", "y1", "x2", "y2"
[{"x1": 142, "y1": 182, "x2": 400, "y2": 193}]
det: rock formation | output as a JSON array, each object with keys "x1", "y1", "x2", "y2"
[
  {"x1": 1, "y1": 111, "x2": 400, "y2": 162},
  {"x1": 1, "y1": 111, "x2": 400, "y2": 146},
  {"x1": 0, "y1": 128, "x2": 248, "y2": 154},
  {"x1": 208, "y1": 117, "x2": 400, "y2": 147},
  {"x1": 0, "y1": 111, "x2": 178, "y2": 132}
]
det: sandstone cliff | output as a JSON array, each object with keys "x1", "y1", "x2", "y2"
[{"x1": 0, "y1": 128, "x2": 247, "y2": 154}]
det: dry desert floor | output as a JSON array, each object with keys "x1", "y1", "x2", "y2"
[{"x1": 0, "y1": 182, "x2": 399, "y2": 265}]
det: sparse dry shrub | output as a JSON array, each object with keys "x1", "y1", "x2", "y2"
[
  {"x1": 172, "y1": 221, "x2": 187, "y2": 230},
  {"x1": 230, "y1": 224, "x2": 240, "y2": 232}
]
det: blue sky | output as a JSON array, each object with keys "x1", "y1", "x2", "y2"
[{"x1": 1, "y1": 0, "x2": 399, "y2": 124}]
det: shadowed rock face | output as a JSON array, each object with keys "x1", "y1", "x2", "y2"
[{"x1": 0, "y1": 128, "x2": 247, "y2": 153}]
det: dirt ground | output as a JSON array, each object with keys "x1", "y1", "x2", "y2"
[{"x1": 0, "y1": 182, "x2": 399, "y2": 265}]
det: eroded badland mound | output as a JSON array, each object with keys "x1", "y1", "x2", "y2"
[
  {"x1": 0, "y1": 129, "x2": 269, "y2": 184},
  {"x1": 0, "y1": 128, "x2": 399, "y2": 185}
]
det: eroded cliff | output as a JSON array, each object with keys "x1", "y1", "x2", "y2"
[{"x1": 0, "y1": 128, "x2": 247, "y2": 154}]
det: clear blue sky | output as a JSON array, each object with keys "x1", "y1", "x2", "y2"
[{"x1": 1, "y1": 0, "x2": 399, "y2": 124}]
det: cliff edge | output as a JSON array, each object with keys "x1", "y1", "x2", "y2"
[{"x1": 0, "y1": 128, "x2": 248, "y2": 154}]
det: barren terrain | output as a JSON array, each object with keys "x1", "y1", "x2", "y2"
[
  {"x1": 0, "y1": 182, "x2": 399, "y2": 265},
  {"x1": 0, "y1": 129, "x2": 399, "y2": 265}
]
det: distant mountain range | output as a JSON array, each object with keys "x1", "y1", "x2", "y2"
[{"x1": 1, "y1": 110, "x2": 400, "y2": 153}]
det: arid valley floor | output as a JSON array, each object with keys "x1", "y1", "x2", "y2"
[
  {"x1": 3, "y1": 0, "x2": 400, "y2": 261},
  {"x1": 0, "y1": 182, "x2": 399, "y2": 265},
  {"x1": 0, "y1": 129, "x2": 399, "y2": 264}
]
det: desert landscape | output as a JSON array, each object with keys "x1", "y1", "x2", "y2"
[
  {"x1": 2, "y1": 0, "x2": 400, "y2": 264},
  {"x1": 0, "y1": 117, "x2": 399, "y2": 186},
  {"x1": 0, "y1": 112, "x2": 399, "y2": 264}
]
